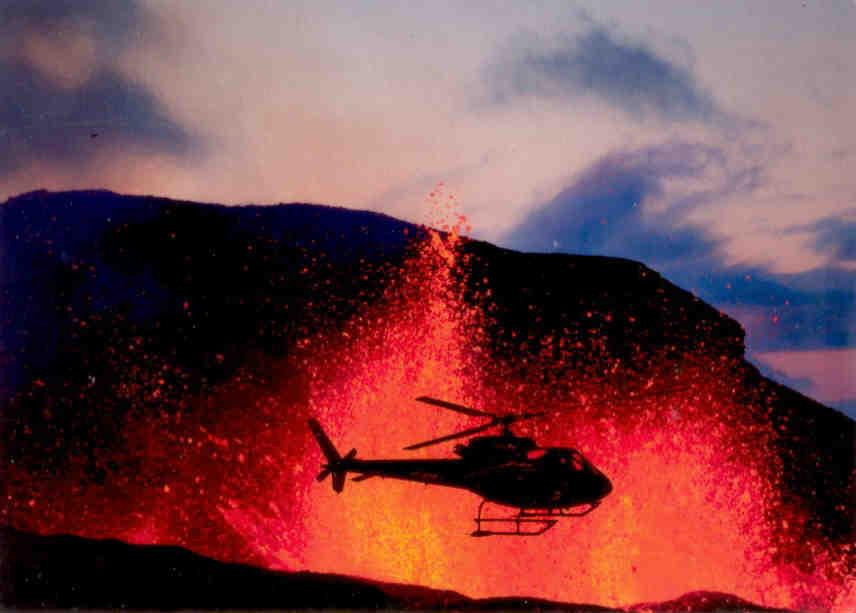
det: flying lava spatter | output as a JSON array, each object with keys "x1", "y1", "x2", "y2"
[
  {"x1": 217, "y1": 189, "x2": 853, "y2": 611},
  {"x1": 3, "y1": 188, "x2": 853, "y2": 611}
]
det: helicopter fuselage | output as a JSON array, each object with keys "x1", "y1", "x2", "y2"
[
  {"x1": 308, "y1": 399, "x2": 614, "y2": 536},
  {"x1": 308, "y1": 419, "x2": 613, "y2": 511},
  {"x1": 338, "y1": 453, "x2": 611, "y2": 509}
]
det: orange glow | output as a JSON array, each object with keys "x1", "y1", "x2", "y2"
[
  {"x1": 217, "y1": 213, "x2": 849, "y2": 610},
  {"x1": 3, "y1": 192, "x2": 852, "y2": 611}
]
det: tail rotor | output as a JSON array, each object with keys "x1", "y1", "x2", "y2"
[{"x1": 308, "y1": 419, "x2": 355, "y2": 493}]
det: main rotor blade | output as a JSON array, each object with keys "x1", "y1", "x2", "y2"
[
  {"x1": 404, "y1": 423, "x2": 494, "y2": 450},
  {"x1": 415, "y1": 396, "x2": 495, "y2": 418}
]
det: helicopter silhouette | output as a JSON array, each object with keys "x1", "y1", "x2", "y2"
[{"x1": 309, "y1": 396, "x2": 613, "y2": 536}]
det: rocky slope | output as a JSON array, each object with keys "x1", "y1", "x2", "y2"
[{"x1": 0, "y1": 528, "x2": 794, "y2": 612}]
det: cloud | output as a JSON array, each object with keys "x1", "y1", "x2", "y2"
[
  {"x1": 484, "y1": 23, "x2": 726, "y2": 124},
  {"x1": 0, "y1": 0, "x2": 193, "y2": 177},
  {"x1": 504, "y1": 143, "x2": 855, "y2": 354},
  {"x1": 751, "y1": 348, "x2": 856, "y2": 419},
  {"x1": 0, "y1": 1, "x2": 140, "y2": 53},
  {"x1": 810, "y1": 217, "x2": 856, "y2": 264},
  {"x1": 504, "y1": 142, "x2": 725, "y2": 269},
  {"x1": 752, "y1": 349, "x2": 856, "y2": 420}
]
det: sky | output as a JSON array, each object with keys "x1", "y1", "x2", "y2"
[{"x1": 1, "y1": 0, "x2": 854, "y2": 417}]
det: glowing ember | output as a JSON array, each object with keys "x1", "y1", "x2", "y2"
[{"x1": 3, "y1": 191, "x2": 852, "y2": 611}]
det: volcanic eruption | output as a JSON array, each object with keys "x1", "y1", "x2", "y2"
[{"x1": 1, "y1": 189, "x2": 853, "y2": 611}]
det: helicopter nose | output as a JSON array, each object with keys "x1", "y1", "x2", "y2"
[{"x1": 598, "y1": 474, "x2": 613, "y2": 499}]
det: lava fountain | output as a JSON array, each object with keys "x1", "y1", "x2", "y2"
[
  {"x1": 219, "y1": 219, "x2": 850, "y2": 610},
  {"x1": 3, "y1": 194, "x2": 852, "y2": 611}
]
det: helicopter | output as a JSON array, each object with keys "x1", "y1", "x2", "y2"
[{"x1": 308, "y1": 396, "x2": 613, "y2": 536}]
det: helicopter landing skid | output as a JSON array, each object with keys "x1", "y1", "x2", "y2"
[{"x1": 471, "y1": 500, "x2": 599, "y2": 537}]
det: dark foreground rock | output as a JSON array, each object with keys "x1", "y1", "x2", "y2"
[{"x1": 0, "y1": 528, "x2": 793, "y2": 612}]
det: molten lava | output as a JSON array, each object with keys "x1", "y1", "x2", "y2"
[{"x1": 3, "y1": 194, "x2": 853, "y2": 612}]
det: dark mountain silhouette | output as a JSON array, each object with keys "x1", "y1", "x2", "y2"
[
  {"x1": 0, "y1": 527, "x2": 793, "y2": 612},
  {"x1": 0, "y1": 190, "x2": 852, "y2": 609}
]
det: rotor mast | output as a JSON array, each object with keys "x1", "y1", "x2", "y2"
[{"x1": 404, "y1": 396, "x2": 545, "y2": 451}]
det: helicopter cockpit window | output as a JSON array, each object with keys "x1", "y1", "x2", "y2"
[
  {"x1": 558, "y1": 450, "x2": 585, "y2": 471},
  {"x1": 570, "y1": 452, "x2": 584, "y2": 471}
]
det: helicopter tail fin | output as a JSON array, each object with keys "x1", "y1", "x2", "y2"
[{"x1": 308, "y1": 419, "x2": 355, "y2": 493}]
